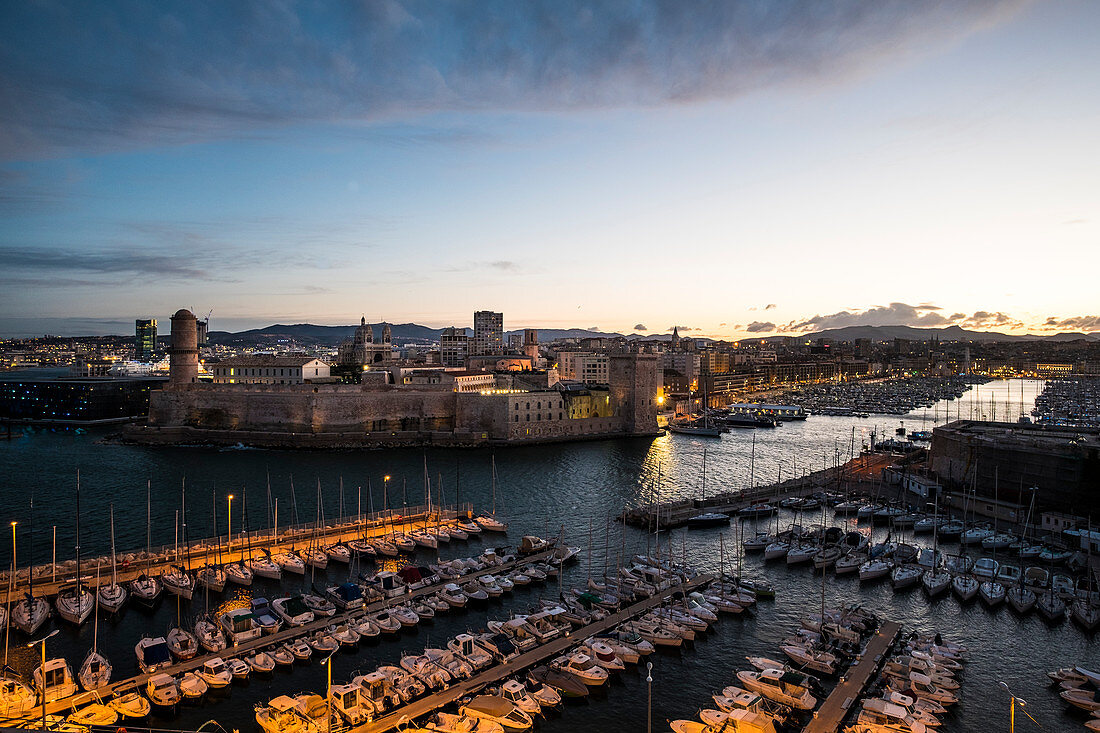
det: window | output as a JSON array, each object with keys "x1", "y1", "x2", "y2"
[
  {"x1": 526, "y1": 402, "x2": 530, "y2": 409},
  {"x1": 537, "y1": 414, "x2": 541, "y2": 421},
  {"x1": 515, "y1": 403, "x2": 519, "y2": 410},
  {"x1": 525, "y1": 415, "x2": 529, "y2": 422},
  {"x1": 514, "y1": 415, "x2": 518, "y2": 422}
]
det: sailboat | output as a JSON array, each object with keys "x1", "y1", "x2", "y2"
[
  {"x1": 55, "y1": 473, "x2": 93, "y2": 625},
  {"x1": 97, "y1": 504, "x2": 128, "y2": 613},
  {"x1": 687, "y1": 449, "x2": 730, "y2": 528},
  {"x1": 474, "y1": 455, "x2": 507, "y2": 532},
  {"x1": 667, "y1": 381, "x2": 722, "y2": 436},
  {"x1": 225, "y1": 486, "x2": 254, "y2": 586},
  {"x1": 197, "y1": 487, "x2": 227, "y2": 593},
  {"x1": 12, "y1": 496, "x2": 49, "y2": 635},
  {"x1": 1070, "y1": 519, "x2": 1100, "y2": 631},
  {"x1": 162, "y1": 484, "x2": 195, "y2": 600},
  {"x1": 130, "y1": 480, "x2": 163, "y2": 607},
  {"x1": 921, "y1": 494, "x2": 951, "y2": 598},
  {"x1": 79, "y1": 566, "x2": 112, "y2": 691}
]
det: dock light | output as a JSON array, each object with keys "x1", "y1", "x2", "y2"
[
  {"x1": 646, "y1": 661, "x2": 653, "y2": 733},
  {"x1": 998, "y1": 681, "x2": 1026, "y2": 733},
  {"x1": 28, "y1": 629, "x2": 59, "y2": 730},
  {"x1": 227, "y1": 494, "x2": 234, "y2": 545}
]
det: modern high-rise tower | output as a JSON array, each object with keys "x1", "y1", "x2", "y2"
[
  {"x1": 135, "y1": 319, "x2": 158, "y2": 362},
  {"x1": 472, "y1": 310, "x2": 503, "y2": 356}
]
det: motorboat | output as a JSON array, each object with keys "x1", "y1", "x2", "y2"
[
  {"x1": 67, "y1": 700, "x2": 120, "y2": 726},
  {"x1": 288, "y1": 638, "x2": 312, "y2": 662},
  {"x1": 271, "y1": 645, "x2": 295, "y2": 667},
  {"x1": 250, "y1": 598, "x2": 282, "y2": 634},
  {"x1": 352, "y1": 615, "x2": 381, "y2": 640},
  {"x1": 971, "y1": 557, "x2": 999, "y2": 578},
  {"x1": 578, "y1": 640, "x2": 626, "y2": 672},
  {"x1": 425, "y1": 648, "x2": 475, "y2": 680},
  {"x1": 739, "y1": 504, "x2": 776, "y2": 519},
  {"x1": 780, "y1": 644, "x2": 837, "y2": 675},
  {"x1": 835, "y1": 552, "x2": 866, "y2": 575},
  {"x1": 1060, "y1": 686, "x2": 1100, "y2": 712},
  {"x1": 255, "y1": 695, "x2": 306, "y2": 733},
  {"x1": 475, "y1": 633, "x2": 520, "y2": 663},
  {"x1": 33, "y1": 658, "x2": 78, "y2": 703},
  {"x1": 135, "y1": 636, "x2": 172, "y2": 674},
  {"x1": 219, "y1": 608, "x2": 263, "y2": 645},
  {"x1": 401, "y1": 653, "x2": 451, "y2": 689},
  {"x1": 461, "y1": 694, "x2": 534, "y2": 731},
  {"x1": 272, "y1": 595, "x2": 315, "y2": 627},
  {"x1": 390, "y1": 604, "x2": 420, "y2": 627},
  {"x1": 426, "y1": 712, "x2": 505, "y2": 733},
  {"x1": 329, "y1": 623, "x2": 361, "y2": 648},
  {"x1": 306, "y1": 630, "x2": 339, "y2": 654},
  {"x1": 474, "y1": 514, "x2": 508, "y2": 532},
  {"x1": 327, "y1": 582, "x2": 365, "y2": 611},
  {"x1": 982, "y1": 533, "x2": 1016, "y2": 550},
  {"x1": 227, "y1": 657, "x2": 250, "y2": 679},
  {"x1": 495, "y1": 679, "x2": 541, "y2": 716},
  {"x1": 0, "y1": 678, "x2": 36, "y2": 720},
  {"x1": 302, "y1": 593, "x2": 337, "y2": 617},
  {"x1": 960, "y1": 527, "x2": 994, "y2": 546},
  {"x1": 196, "y1": 658, "x2": 233, "y2": 688},
  {"x1": 527, "y1": 665, "x2": 589, "y2": 698},
  {"x1": 856, "y1": 698, "x2": 934, "y2": 733},
  {"x1": 372, "y1": 609, "x2": 402, "y2": 634},
  {"x1": 995, "y1": 564, "x2": 1021, "y2": 585},
  {"x1": 736, "y1": 668, "x2": 816, "y2": 710},
  {"x1": 179, "y1": 671, "x2": 208, "y2": 700},
  {"x1": 451, "y1": 633, "x2": 495, "y2": 670},
  {"x1": 145, "y1": 674, "x2": 180, "y2": 713},
  {"x1": 330, "y1": 683, "x2": 373, "y2": 726},
  {"x1": 247, "y1": 650, "x2": 277, "y2": 673},
  {"x1": 687, "y1": 512, "x2": 730, "y2": 528},
  {"x1": 108, "y1": 684, "x2": 152, "y2": 720}
]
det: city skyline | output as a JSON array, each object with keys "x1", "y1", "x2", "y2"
[{"x1": 2, "y1": 1, "x2": 1098, "y2": 339}]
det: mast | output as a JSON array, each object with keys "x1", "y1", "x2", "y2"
[
  {"x1": 701, "y1": 448, "x2": 707, "y2": 503},
  {"x1": 491, "y1": 454, "x2": 497, "y2": 517},
  {"x1": 290, "y1": 475, "x2": 300, "y2": 527},
  {"x1": 109, "y1": 504, "x2": 118, "y2": 591},
  {"x1": 145, "y1": 480, "x2": 152, "y2": 576},
  {"x1": 75, "y1": 470, "x2": 81, "y2": 595}
]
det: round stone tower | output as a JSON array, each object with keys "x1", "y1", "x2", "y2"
[{"x1": 169, "y1": 308, "x2": 199, "y2": 385}]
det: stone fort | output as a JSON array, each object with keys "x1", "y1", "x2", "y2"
[{"x1": 126, "y1": 309, "x2": 660, "y2": 448}]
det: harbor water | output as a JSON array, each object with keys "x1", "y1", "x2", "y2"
[{"x1": 1, "y1": 378, "x2": 1094, "y2": 732}]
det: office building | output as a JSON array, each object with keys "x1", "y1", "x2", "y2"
[
  {"x1": 135, "y1": 319, "x2": 158, "y2": 362},
  {"x1": 472, "y1": 310, "x2": 503, "y2": 356},
  {"x1": 440, "y1": 326, "x2": 469, "y2": 367}
]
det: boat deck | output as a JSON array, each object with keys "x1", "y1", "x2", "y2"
[
  {"x1": 356, "y1": 573, "x2": 714, "y2": 733},
  {"x1": 803, "y1": 619, "x2": 902, "y2": 733},
  {"x1": 37, "y1": 547, "x2": 554, "y2": 719}
]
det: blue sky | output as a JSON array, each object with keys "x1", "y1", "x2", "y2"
[{"x1": 1, "y1": 0, "x2": 1097, "y2": 338}]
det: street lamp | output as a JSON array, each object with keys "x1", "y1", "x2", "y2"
[
  {"x1": 6, "y1": 521, "x2": 15, "y2": 667},
  {"x1": 28, "y1": 629, "x2": 59, "y2": 731},
  {"x1": 227, "y1": 494, "x2": 234, "y2": 546},
  {"x1": 646, "y1": 661, "x2": 653, "y2": 733},
  {"x1": 323, "y1": 650, "x2": 337, "y2": 730},
  {"x1": 998, "y1": 681, "x2": 1026, "y2": 733}
]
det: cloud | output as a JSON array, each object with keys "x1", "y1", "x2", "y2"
[
  {"x1": 0, "y1": 244, "x2": 212, "y2": 279},
  {"x1": 0, "y1": 1, "x2": 1025, "y2": 159},
  {"x1": 961, "y1": 310, "x2": 1014, "y2": 329},
  {"x1": 764, "y1": 304, "x2": 777, "y2": 310},
  {"x1": 1042, "y1": 315, "x2": 1100, "y2": 332},
  {"x1": 788, "y1": 302, "x2": 953, "y2": 332},
  {"x1": 668, "y1": 325, "x2": 696, "y2": 332},
  {"x1": 633, "y1": 323, "x2": 647, "y2": 331},
  {"x1": 746, "y1": 321, "x2": 776, "y2": 333}
]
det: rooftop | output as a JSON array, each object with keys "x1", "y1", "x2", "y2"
[{"x1": 214, "y1": 355, "x2": 326, "y2": 367}]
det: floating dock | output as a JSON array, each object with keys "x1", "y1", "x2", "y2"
[
  {"x1": 37, "y1": 547, "x2": 555, "y2": 719},
  {"x1": 803, "y1": 619, "x2": 902, "y2": 733},
  {"x1": 358, "y1": 573, "x2": 714, "y2": 733}
]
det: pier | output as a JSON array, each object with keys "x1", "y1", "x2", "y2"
[
  {"x1": 803, "y1": 619, "x2": 902, "y2": 733},
  {"x1": 35, "y1": 547, "x2": 558, "y2": 719},
  {"x1": 622, "y1": 454, "x2": 894, "y2": 529},
  {"x1": 0, "y1": 503, "x2": 471, "y2": 605},
  {"x1": 358, "y1": 573, "x2": 713, "y2": 733}
]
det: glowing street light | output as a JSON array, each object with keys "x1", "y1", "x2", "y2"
[
  {"x1": 28, "y1": 629, "x2": 59, "y2": 730},
  {"x1": 998, "y1": 681, "x2": 1026, "y2": 733}
]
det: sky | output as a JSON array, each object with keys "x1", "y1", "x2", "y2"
[{"x1": 1, "y1": 0, "x2": 1098, "y2": 338}]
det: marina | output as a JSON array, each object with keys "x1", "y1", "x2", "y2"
[
  {"x1": 804, "y1": 621, "x2": 901, "y2": 733},
  {"x1": 0, "y1": 378, "x2": 1095, "y2": 732}
]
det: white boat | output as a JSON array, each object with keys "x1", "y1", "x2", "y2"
[
  {"x1": 579, "y1": 640, "x2": 626, "y2": 672},
  {"x1": 1006, "y1": 586, "x2": 1036, "y2": 614},
  {"x1": 196, "y1": 565, "x2": 227, "y2": 593},
  {"x1": 271, "y1": 551, "x2": 306, "y2": 575},
  {"x1": 219, "y1": 608, "x2": 263, "y2": 645},
  {"x1": 196, "y1": 658, "x2": 233, "y2": 688},
  {"x1": 971, "y1": 557, "x2": 999, "y2": 578},
  {"x1": 450, "y1": 633, "x2": 495, "y2": 670},
  {"x1": 166, "y1": 626, "x2": 199, "y2": 660},
  {"x1": 780, "y1": 644, "x2": 837, "y2": 675},
  {"x1": 130, "y1": 574, "x2": 162, "y2": 606},
  {"x1": 108, "y1": 685, "x2": 152, "y2": 720},
  {"x1": 306, "y1": 630, "x2": 339, "y2": 654},
  {"x1": 134, "y1": 636, "x2": 172, "y2": 674},
  {"x1": 33, "y1": 658, "x2": 78, "y2": 703},
  {"x1": 255, "y1": 695, "x2": 307, "y2": 733},
  {"x1": 951, "y1": 575, "x2": 979, "y2": 602},
  {"x1": 247, "y1": 651, "x2": 277, "y2": 673},
  {"x1": 921, "y1": 570, "x2": 951, "y2": 598},
  {"x1": 68, "y1": 700, "x2": 120, "y2": 726},
  {"x1": 979, "y1": 581, "x2": 1006, "y2": 607},
  {"x1": 0, "y1": 677, "x2": 36, "y2": 720},
  {"x1": 891, "y1": 565, "x2": 922, "y2": 590},
  {"x1": 55, "y1": 585, "x2": 93, "y2": 625},
  {"x1": 145, "y1": 674, "x2": 180, "y2": 712},
  {"x1": 373, "y1": 609, "x2": 402, "y2": 634},
  {"x1": 1071, "y1": 599, "x2": 1100, "y2": 631},
  {"x1": 330, "y1": 682, "x2": 373, "y2": 726},
  {"x1": 250, "y1": 597, "x2": 282, "y2": 633},
  {"x1": 736, "y1": 668, "x2": 816, "y2": 710},
  {"x1": 461, "y1": 694, "x2": 534, "y2": 730},
  {"x1": 272, "y1": 596, "x2": 315, "y2": 627},
  {"x1": 1037, "y1": 591, "x2": 1066, "y2": 621},
  {"x1": 227, "y1": 657, "x2": 250, "y2": 679},
  {"x1": 249, "y1": 555, "x2": 282, "y2": 580},
  {"x1": 552, "y1": 653, "x2": 609, "y2": 686},
  {"x1": 195, "y1": 617, "x2": 227, "y2": 653},
  {"x1": 427, "y1": 711, "x2": 505, "y2": 733},
  {"x1": 78, "y1": 649, "x2": 111, "y2": 691},
  {"x1": 859, "y1": 558, "x2": 892, "y2": 582},
  {"x1": 225, "y1": 561, "x2": 254, "y2": 585},
  {"x1": 325, "y1": 543, "x2": 352, "y2": 564},
  {"x1": 302, "y1": 593, "x2": 337, "y2": 617},
  {"x1": 11, "y1": 595, "x2": 50, "y2": 636},
  {"x1": 857, "y1": 698, "x2": 933, "y2": 733}
]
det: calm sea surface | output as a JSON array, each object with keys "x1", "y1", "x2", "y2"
[{"x1": 1, "y1": 378, "x2": 1095, "y2": 732}]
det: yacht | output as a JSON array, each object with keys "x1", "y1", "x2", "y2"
[
  {"x1": 33, "y1": 658, "x2": 78, "y2": 703},
  {"x1": 271, "y1": 596, "x2": 315, "y2": 627},
  {"x1": 135, "y1": 636, "x2": 172, "y2": 674},
  {"x1": 145, "y1": 674, "x2": 180, "y2": 713},
  {"x1": 249, "y1": 598, "x2": 282, "y2": 633},
  {"x1": 736, "y1": 668, "x2": 817, "y2": 710},
  {"x1": 460, "y1": 694, "x2": 534, "y2": 731},
  {"x1": 219, "y1": 607, "x2": 263, "y2": 645}
]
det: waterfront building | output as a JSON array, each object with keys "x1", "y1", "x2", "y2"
[
  {"x1": 472, "y1": 310, "x2": 503, "y2": 356},
  {"x1": 135, "y1": 319, "x2": 157, "y2": 362},
  {"x1": 930, "y1": 420, "x2": 1100, "y2": 515},
  {"x1": 168, "y1": 309, "x2": 200, "y2": 385},
  {"x1": 557, "y1": 351, "x2": 609, "y2": 384},
  {"x1": 0, "y1": 372, "x2": 166, "y2": 424},
  {"x1": 211, "y1": 355, "x2": 330, "y2": 384},
  {"x1": 522, "y1": 329, "x2": 539, "y2": 363},
  {"x1": 440, "y1": 327, "x2": 469, "y2": 367}
]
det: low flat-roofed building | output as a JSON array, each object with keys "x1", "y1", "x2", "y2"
[{"x1": 212, "y1": 355, "x2": 330, "y2": 384}]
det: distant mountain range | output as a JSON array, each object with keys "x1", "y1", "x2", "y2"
[
  {"x1": 206, "y1": 321, "x2": 1098, "y2": 348},
  {"x1": 778, "y1": 324, "x2": 1100, "y2": 344}
]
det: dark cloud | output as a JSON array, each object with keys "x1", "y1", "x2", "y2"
[
  {"x1": 0, "y1": 244, "x2": 211, "y2": 279},
  {"x1": 0, "y1": 0, "x2": 1024, "y2": 159},
  {"x1": 633, "y1": 323, "x2": 647, "y2": 331},
  {"x1": 962, "y1": 310, "x2": 1015, "y2": 329},
  {"x1": 788, "y1": 302, "x2": 953, "y2": 331},
  {"x1": 764, "y1": 304, "x2": 777, "y2": 310},
  {"x1": 668, "y1": 325, "x2": 696, "y2": 332},
  {"x1": 949, "y1": 312, "x2": 966, "y2": 320},
  {"x1": 746, "y1": 321, "x2": 776, "y2": 333},
  {"x1": 1042, "y1": 315, "x2": 1100, "y2": 332}
]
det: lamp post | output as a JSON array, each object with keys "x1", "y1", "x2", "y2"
[
  {"x1": 323, "y1": 650, "x2": 337, "y2": 730},
  {"x1": 28, "y1": 629, "x2": 59, "y2": 731},
  {"x1": 998, "y1": 681, "x2": 1026, "y2": 733},
  {"x1": 227, "y1": 494, "x2": 234, "y2": 547},
  {"x1": 646, "y1": 660, "x2": 653, "y2": 733},
  {"x1": 5, "y1": 521, "x2": 15, "y2": 668}
]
